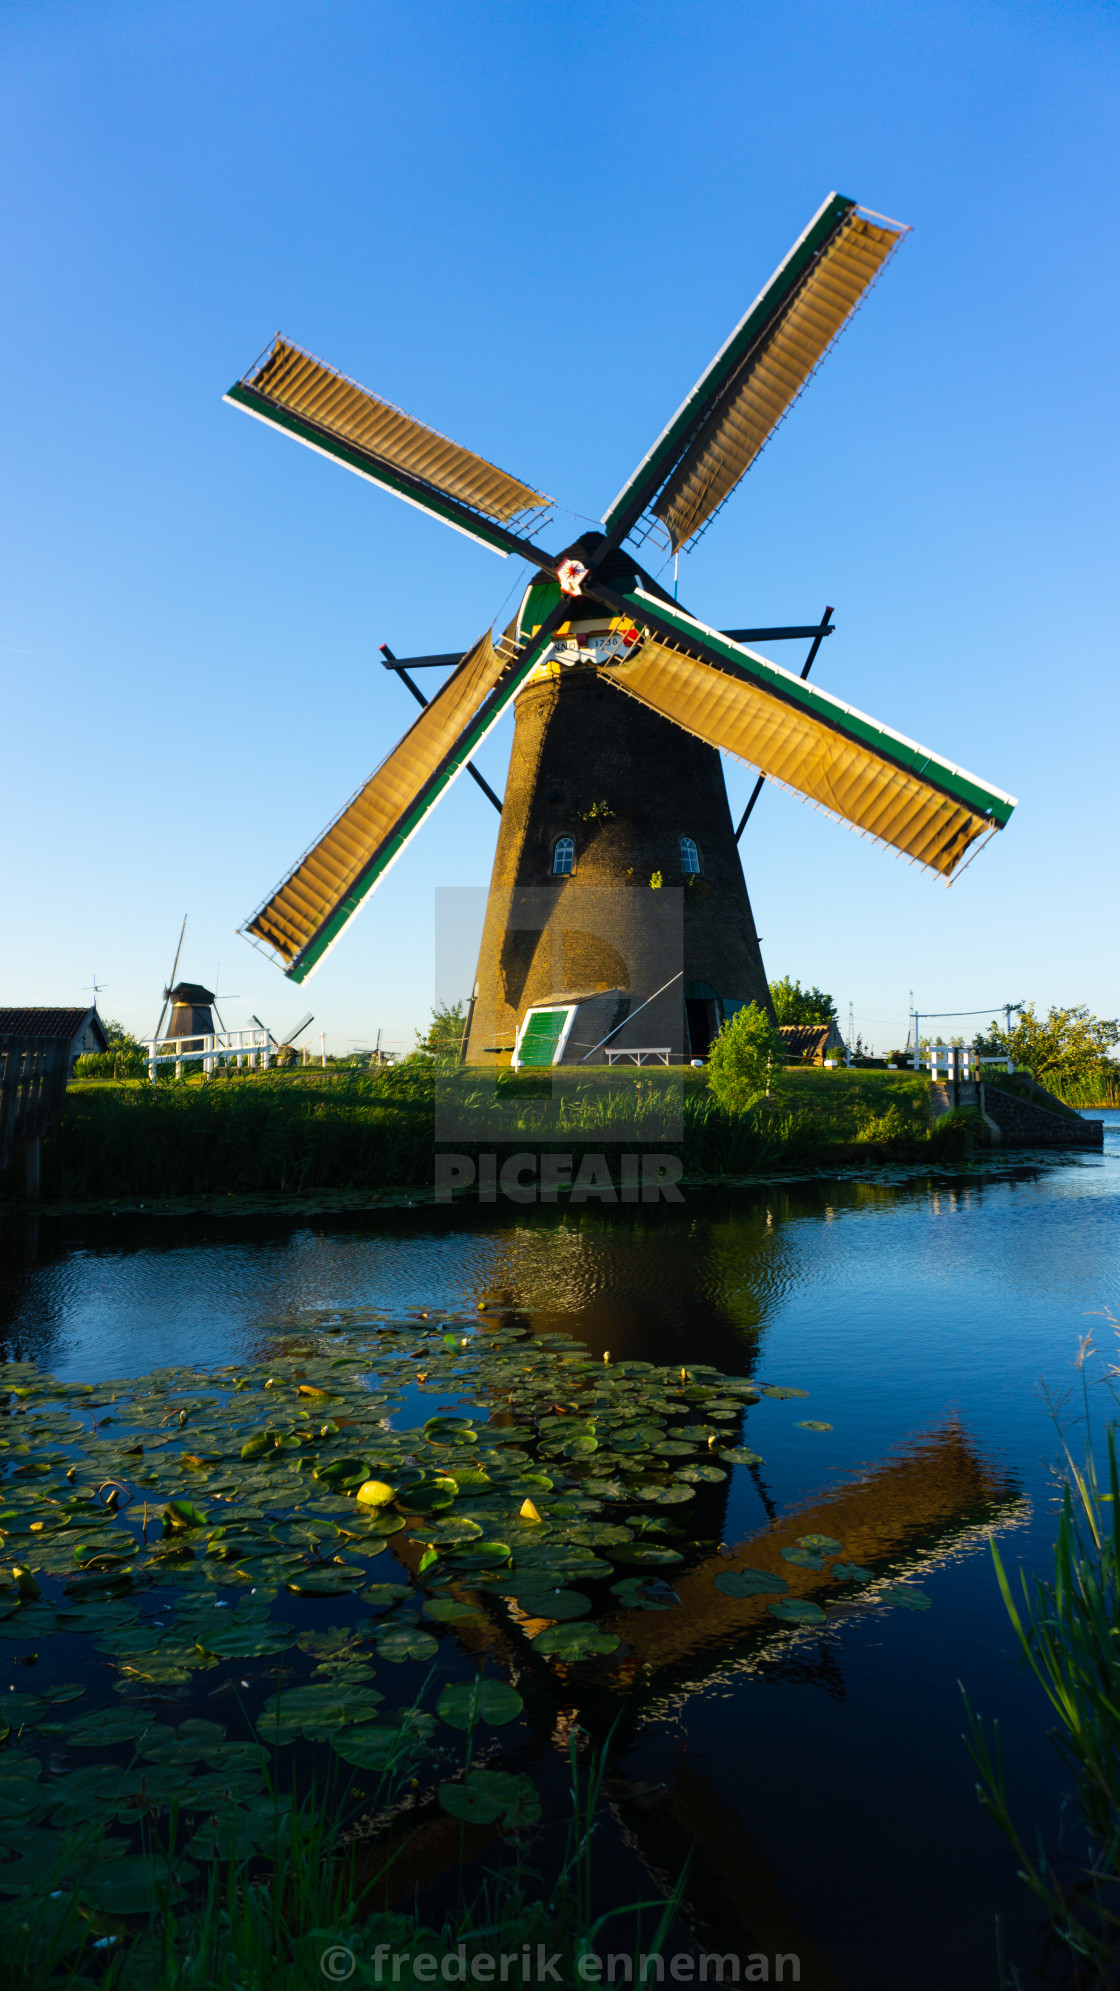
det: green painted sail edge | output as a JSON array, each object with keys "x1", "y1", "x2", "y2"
[
  {"x1": 224, "y1": 383, "x2": 517, "y2": 559},
  {"x1": 601, "y1": 192, "x2": 856, "y2": 535},
  {"x1": 283, "y1": 626, "x2": 557, "y2": 982},
  {"x1": 621, "y1": 587, "x2": 1018, "y2": 829}
]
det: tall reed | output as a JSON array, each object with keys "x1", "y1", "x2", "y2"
[{"x1": 965, "y1": 1379, "x2": 1120, "y2": 1983}]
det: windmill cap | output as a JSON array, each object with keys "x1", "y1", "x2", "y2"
[{"x1": 168, "y1": 981, "x2": 215, "y2": 1003}]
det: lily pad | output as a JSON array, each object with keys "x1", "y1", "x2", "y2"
[
  {"x1": 533, "y1": 1623, "x2": 620, "y2": 1660},
  {"x1": 373, "y1": 1624, "x2": 439, "y2": 1663},
  {"x1": 60, "y1": 1706, "x2": 155, "y2": 1747},
  {"x1": 436, "y1": 1680, "x2": 524, "y2": 1730},
  {"x1": 781, "y1": 1546, "x2": 824, "y2": 1572},
  {"x1": 714, "y1": 1569, "x2": 788, "y2": 1599},
  {"x1": 285, "y1": 1569, "x2": 362, "y2": 1597},
  {"x1": 799, "y1": 1535, "x2": 842, "y2": 1555},
  {"x1": 883, "y1": 1586, "x2": 932, "y2": 1611},
  {"x1": 439, "y1": 1770, "x2": 540, "y2": 1828},
  {"x1": 768, "y1": 1599, "x2": 827, "y2": 1626},
  {"x1": 759, "y1": 1387, "x2": 809, "y2": 1400},
  {"x1": 832, "y1": 1562, "x2": 875, "y2": 1584},
  {"x1": 511, "y1": 1587, "x2": 590, "y2": 1621},
  {"x1": 795, "y1": 1421, "x2": 833, "y2": 1433},
  {"x1": 719, "y1": 1448, "x2": 765, "y2": 1466}
]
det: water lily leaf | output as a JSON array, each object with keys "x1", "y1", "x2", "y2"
[
  {"x1": 445, "y1": 1540, "x2": 511, "y2": 1566},
  {"x1": 285, "y1": 1569, "x2": 362, "y2": 1597},
  {"x1": 799, "y1": 1535, "x2": 842, "y2": 1555},
  {"x1": 832, "y1": 1562, "x2": 875, "y2": 1584},
  {"x1": 636, "y1": 1483, "x2": 695, "y2": 1505},
  {"x1": 364, "y1": 1584, "x2": 410, "y2": 1613},
  {"x1": 511, "y1": 1588, "x2": 590, "y2": 1621},
  {"x1": 608, "y1": 1545, "x2": 682, "y2": 1566},
  {"x1": 759, "y1": 1387, "x2": 809, "y2": 1400},
  {"x1": 768, "y1": 1599, "x2": 827, "y2": 1625},
  {"x1": 437, "y1": 1679, "x2": 524, "y2": 1730},
  {"x1": 781, "y1": 1546, "x2": 824, "y2": 1571},
  {"x1": 425, "y1": 1518, "x2": 483, "y2": 1546},
  {"x1": 163, "y1": 1498, "x2": 208, "y2": 1533},
  {"x1": 60, "y1": 1706, "x2": 155, "y2": 1747},
  {"x1": 257, "y1": 1683, "x2": 384, "y2": 1742},
  {"x1": 795, "y1": 1422, "x2": 833, "y2": 1432},
  {"x1": 422, "y1": 1598, "x2": 480, "y2": 1623},
  {"x1": 533, "y1": 1623, "x2": 620, "y2": 1660},
  {"x1": 373, "y1": 1624, "x2": 438, "y2": 1663},
  {"x1": 719, "y1": 1448, "x2": 765, "y2": 1466},
  {"x1": 883, "y1": 1586, "x2": 932, "y2": 1611},
  {"x1": 676, "y1": 1464, "x2": 727, "y2": 1484},
  {"x1": 439, "y1": 1770, "x2": 540, "y2": 1828},
  {"x1": 714, "y1": 1569, "x2": 788, "y2": 1599},
  {"x1": 84, "y1": 1853, "x2": 195, "y2": 1914},
  {"x1": 331, "y1": 1714, "x2": 435, "y2": 1769},
  {"x1": 356, "y1": 1481, "x2": 397, "y2": 1509}
]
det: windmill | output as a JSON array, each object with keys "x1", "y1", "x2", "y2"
[
  {"x1": 251, "y1": 1010, "x2": 314, "y2": 1065},
  {"x1": 227, "y1": 192, "x2": 1016, "y2": 1065},
  {"x1": 152, "y1": 918, "x2": 230, "y2": 1042}
]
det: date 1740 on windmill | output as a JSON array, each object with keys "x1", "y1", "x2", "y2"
[{"x1": 226, "y1": 192, "x2": 1016, "y2": 1069}]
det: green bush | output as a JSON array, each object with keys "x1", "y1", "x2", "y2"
[{"x1": 706, "y1": 1002, "x2": 787, "y2": 1113}]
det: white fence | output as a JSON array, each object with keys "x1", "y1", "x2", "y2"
[
  {"x1": 147, "y1": 1028, "x2": 272, "y2": 1081},
  {"x1": 917, "y1": 1043, "x2": 1012, "y2": 1082}
]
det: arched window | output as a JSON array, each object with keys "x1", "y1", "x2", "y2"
[
  {"x1": 552, "y1": 836, "x2": 575, "y2": 876},
  {"x1": 680, "y1": 836, "x2": 700, "y2": 875}
]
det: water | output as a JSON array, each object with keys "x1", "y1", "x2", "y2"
[{"x1": 1, "y1": 1113, "x2": 1117, "y2": 1987}]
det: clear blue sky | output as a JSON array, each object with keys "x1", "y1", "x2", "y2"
[{"x1": 3, "y1": 0, "x2": 1117, "y2": 1057}]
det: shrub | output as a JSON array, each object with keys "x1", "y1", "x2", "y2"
[{"x1": 706, "y1": 1001, "x2": 787, "y2": 1113}]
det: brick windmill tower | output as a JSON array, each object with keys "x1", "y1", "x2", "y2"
[{"x1": 227, "y1": 193, "x2": 1015, "y2": 1066}]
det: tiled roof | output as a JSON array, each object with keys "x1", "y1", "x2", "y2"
[
  {"x1": 0, "y1": 1007, "x2": 108, "y2": 1049},
  {"x1": 779, "y1": 1022, "x2": 839, "y2": 1058}
]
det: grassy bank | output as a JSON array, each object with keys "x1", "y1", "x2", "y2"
[{"x1": 0, "y1": 1065, "x2": 969, "y2": 1207}]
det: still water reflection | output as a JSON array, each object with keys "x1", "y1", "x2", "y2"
[{"x1": 0, "y1": 1126, "x2": 1117, "y2": 1989}]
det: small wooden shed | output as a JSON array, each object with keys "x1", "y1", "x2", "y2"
[{"x1": 0, "y1": 1006, "x2": 109, "y2": 1195}]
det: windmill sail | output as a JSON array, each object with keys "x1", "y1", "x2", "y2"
[
  {"x1": 603, "y1": 194, "x2": 908, "y2": 552},
  {"x1": 601, "y1": 590, "x2": 1015, "y2": 878},
  {"x1": 226, "y1": 339, "x2": 551, "y2": 556},
  {"x1": 243, "y1": 619, "x2": 561, "y2": 981}
]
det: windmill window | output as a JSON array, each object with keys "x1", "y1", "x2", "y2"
[
  {"x1": 553, "y1": 837, "x2": 575, "y2": 876},
  {"x1": 680, "y1": 837, "x2": 701, "y2": 874}
]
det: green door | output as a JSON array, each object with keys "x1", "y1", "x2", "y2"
[{"x1": 517, "y1": 1008, "x2": 569, "y2": 1067}]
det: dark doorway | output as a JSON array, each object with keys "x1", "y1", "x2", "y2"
[{"x1": 685, "y1": 981, "x2": 720, "y2": 1060}]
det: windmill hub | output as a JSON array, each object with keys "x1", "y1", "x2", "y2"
[{"x1": 227, "y1": 191, "x2": 1017, "y2": 1067}]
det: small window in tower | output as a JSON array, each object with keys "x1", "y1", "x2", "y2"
[
  {"x1": 553, "y1": 837, "x2": 575, "y2": 876},
  {"x1": 680, "y1": 836, "x2": 700, "y2": 875}
]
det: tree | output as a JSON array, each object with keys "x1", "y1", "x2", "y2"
[
  {"x1": 768, "y1": 976, "x2": 837, "y2": 1027},
  {"x1": 975, "y1": 1004, "x2": 1120, "y2": 1098},
  {"x1": 707, "y1": 1001, "x2": 787, "y2": 1113},
  {"x1": 74, "y1": 1019, "x2": 148, "y2": 1081},
  {"x1": 414, "y1": 1000, "x2": 468, "y2": 1062}
]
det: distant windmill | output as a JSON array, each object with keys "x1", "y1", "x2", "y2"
[
  {"x1": 152, "y1": 917, "x2": 232, "y2": 1042},
  {"x1": 252, "y1": 1010, "x2": 314, "y2": 1061}
]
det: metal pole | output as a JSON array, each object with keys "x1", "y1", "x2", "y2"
[
  {"x1": 735, "y1": 606, "x2": 833, "y2": 842},
  {"x1": 380, "y1": 645, "x2": 502, "y2": 813},
  {"x1": 320, "y1": 1033, "x2": 327, "y2": 1069},
  {"x1": 912, "y1": 1012, "x2": 920, "y2": 1072}
]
